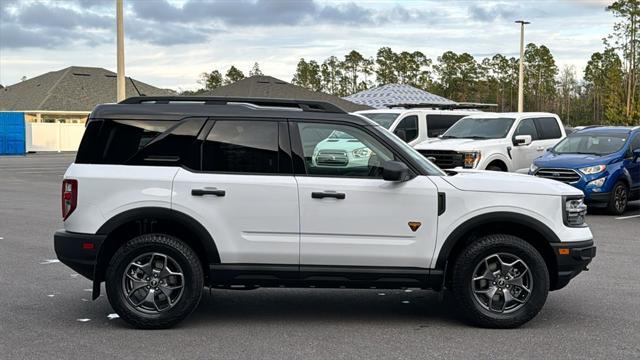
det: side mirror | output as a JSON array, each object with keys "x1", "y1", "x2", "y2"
[
  {"x1": 394, "y1": 129, "x2": 407, "y2": 142},
  {"x1": 382, "y1": 160, "x2": 411, "y2": 182},
  {"x1": 514, "y1": 135, "x2": 532, "y2": 146},
  {"x1": 633, "y1": 148, "x2": 640, "y2": 161}
]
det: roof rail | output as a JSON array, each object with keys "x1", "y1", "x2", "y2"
[
  {"x1": 386, "y1": 102, "x2": 497, "y2": 110},
  {"x1": 119, "y1": 96, "x2": 346, "y2": 113}
]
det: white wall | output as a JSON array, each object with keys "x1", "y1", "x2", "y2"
[{"x1": 26, "y1": 123, "x2": 86, "y2": 152}]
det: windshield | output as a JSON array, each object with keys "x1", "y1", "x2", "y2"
[
  {"x1": 359, "y1": 113, "x2": 400, "y2": 129},
  {"x1": 442, "y1": 117, "x2": 515, "y2": 139},
  {"x1": 553, "y1": 134, "x2": 627, "y2": 155},
  {"x1": 327, "y1": 130, "x2": 356, "y2": 140},
  {"x1": 374, "y1": 126, "x2": 446, "y2": 176}
]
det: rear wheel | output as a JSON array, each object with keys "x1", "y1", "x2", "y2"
[
  {"x1": 606, "y1": 181, "x2": 628, "y2": 215},
  {"x1": 106, "y1": 234, "x2": 204, "y2": 329},
  {"x1": 451, "y1": 234, "x2": 549, "y2": 328}
]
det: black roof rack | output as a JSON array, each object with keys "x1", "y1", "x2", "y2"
[
  {"x1": 387, "y1": 102, "x2": 498, "y2": 110},
  {"x1": 119, "y1": 96, "x2": 346, "y2": 114}
]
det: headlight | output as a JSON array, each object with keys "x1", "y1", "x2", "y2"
[
  {"x1": 579, "y1": 165, "x2": 606, "y2": 175},
  {"x1": 352, "y1": 147, "x2": 371, "y2": 158},
  {"x1": 564, "y1": 196, "x2": 587, "y2": 227},
  {"x1": 587, "y1": 177, "x2": 606, "y2": 189},
  {"x1": 529, "y1": 163, "x2": 539, "y2": 174},
  {"x1": 462, "y1": 151, "x2": 481, "y2": 168}
]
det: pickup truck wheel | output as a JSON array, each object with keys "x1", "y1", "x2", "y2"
[
  {"x1": 451, "y1": 234, "x2": 549, "y2": 328},
  {"x1": 106, "y1": 234, "x2": 204, "y2": 329},
  {"x1": 606, "y1": 181, "x2": 628, "y2": 215}
]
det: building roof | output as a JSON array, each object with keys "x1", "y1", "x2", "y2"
[
  {"x1": 204, "y1": 75, "x2": 370, "y2": 113},
  {"x1": 344, "y1": 83, "x2": 456, "y2": 109},
  {"x1": 0, "y1": 66, "x2": 174, "y2": 112}
]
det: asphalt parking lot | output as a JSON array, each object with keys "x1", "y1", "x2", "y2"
[{"x1": 0, "y1": 153, "x2": 638, "y2": 360}]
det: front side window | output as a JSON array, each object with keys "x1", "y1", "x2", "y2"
[
  {"x1": 553, "y1": 134, "x2": 628, "y2": 156},
  {"x1": 514, "y1": 118, "x2": 539, "y2": 140},
  {"x1": 295, "y1": 122, "x2": 395, "y2": 178},
  {"x1": 393, "y1": 115, "x2": 418, "y2": 142},
  {"x1": 358, "y1": 112, "x2": 400, "y2": 129},
  {"x1": 442, "y1": 117, "x2": 515, "y2": 139},
  {"x1": 203, "y1": 120, "x2": 279, "y2": 174}
]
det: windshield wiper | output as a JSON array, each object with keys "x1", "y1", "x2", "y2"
[
  {"x1": 463, "y1": 136, "x2": 490, "y2": 139},
  {"x1": 440, "y1": 135, "x2": 458, "y2": 139}
]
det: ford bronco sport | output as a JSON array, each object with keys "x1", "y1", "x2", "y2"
[{"x1": 54, "y1": 97, "x2": 595, "y2": 329}]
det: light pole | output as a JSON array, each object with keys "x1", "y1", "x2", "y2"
[
  {"x1": 116, "y1": 0, "x2": 125, "y2": 102},
  {"x1": 515, "y1": 20, "x2": 529, "y2": 113}
]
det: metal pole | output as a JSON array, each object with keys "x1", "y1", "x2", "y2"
[
  {"x1": 116, "y1": 0, "x2": 125, "y2": 102},
  {"x1": 516, "y1": 20, "x2": 529, "y2": 113}
]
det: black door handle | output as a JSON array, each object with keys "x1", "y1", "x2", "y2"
[
  {"x1": 191, "y1": 188, "x2": 226, "y2": 197},
  {"x1": 312, "y1": 191, "x2": 345, "y2": 199}
]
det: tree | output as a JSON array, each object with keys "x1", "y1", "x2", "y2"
[
  {"x1": 198, "y1": 69, "x2": 223, "y2": 90},
  {"x1": 558, "y1": 65, "x2": 578, "y2": 125},
  {"x1": 224, "y1": 66, "x2": 245, "y2": 85},
  {"x1": 20, "y1": 76, "x2": 27, "y2": 82},
  {"x1": 584, "y1": 49, "x2": 625, "y2": 123},
  {"x1": 321, "y1": 56, "x2": 343, "y2": 95},
  {"x1": 606, "y1": 0, "x2": 640, "y2": 119},
  {"x1": 434, "y1": 51, "x2": 480, "y2": 101},
  {"x1": 292, "y1": 58, "x2": 321, "y2": 91},
  {"x1": 343, "y1": 50, "x2": 365, "y2": 94},
  {"x1": 524, "y1": 44, "x2": 558, "y2": 111},
  {"x1": 249, "y1": 62, "x2": 263, "y2": 77},
  {"x1": 395, "y1": 51, "x2": 432, "y2": 89},
  {"x1": 375, "y1": 47, "x2": 399, "y2": 85}
]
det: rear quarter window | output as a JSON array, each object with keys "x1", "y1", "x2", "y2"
[
  {"x1": 534, "y1": 117, "x2": 562, "y2": 140},
  {"x1": 426, "y1": 115, "x2": 465, "y2": 137}
]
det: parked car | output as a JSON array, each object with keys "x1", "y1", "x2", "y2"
[
  {"x1": 54, "y1": 97, "x2": 594, "y2": 329},
  {"x1": 530, "y1": 126, "x2": 640, "y2": 214},
  {"x1": 311, "y1": 130, "x2": 373, "y2": 168},
  {"x1": 414, "y1": 112, "x2": 566, "y2": 173},
  {"x1": 355, "y1": 109, "x2": 479, "y2": 146}
]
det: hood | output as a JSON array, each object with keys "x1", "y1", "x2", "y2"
[
  {"x1": 533, "y1": 151, "x2": 620, "y2": 169},
  {"x1": 443, "y1": 169, "x2": 582, "y2": 196},
  {"x1": 315, "y1": 138, "x2": 365, "y2": 152},
  {"x1": 414, "y1": 138, "x2": 504, "y2": 151}
]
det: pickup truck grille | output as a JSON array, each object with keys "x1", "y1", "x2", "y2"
[
  {"x1": 316, "y1": 150, "x2": 349, "y2": 166},
  {"x1": 535, "y1": 168, "x2": 581, "y2": 183},
  {"x1": 417, "y1": 150, "x2": 464, "y2": 169}
]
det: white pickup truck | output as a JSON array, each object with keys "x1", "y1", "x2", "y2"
[
  {"x1": 413, "y1": 112, "x2": 566, "y2": 173},
  {"x1": 355, "y1": 109, "x2": 480, "y2": 146}
]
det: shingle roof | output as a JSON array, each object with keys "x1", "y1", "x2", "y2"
[
  {"x1": 205, "y1": 75, "x2": 371, "y2": 113},
  {"x1": 0, "y1": 66, "x2": 175, "y2": 112},
  {"x1": 344, "y1": 83, "x2": 455, "y2": 109}
]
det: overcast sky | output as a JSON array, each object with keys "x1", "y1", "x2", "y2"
[{"x1": 0, "y1": 0, "x2": 615, "y2": 91}]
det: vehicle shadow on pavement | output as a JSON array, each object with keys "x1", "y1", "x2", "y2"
[{"x1": 181, "y1": 288, "x2": 465, "y2": 328}]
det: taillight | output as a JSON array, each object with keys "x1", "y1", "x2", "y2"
[{"x1": 62, "y1": 179, "x2": 78, "y2": 220}]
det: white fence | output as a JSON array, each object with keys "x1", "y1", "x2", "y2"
[{"x1": 25, "y1": 123, "x2": 86, "y2": 152}]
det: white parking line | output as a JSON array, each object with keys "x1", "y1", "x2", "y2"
[{"x1": 615, "y1": 214, "x2": 640, "y2": 220}]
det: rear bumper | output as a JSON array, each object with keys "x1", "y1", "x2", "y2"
[
  {"x1": 54, "y1": 230, "x2": 105, "y2": 280},
  {"x1": 550, "y1": 239, "x2": 596, "y2": 290}
]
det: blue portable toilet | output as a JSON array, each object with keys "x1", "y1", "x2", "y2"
[{"x1": 0, "y1": 112, "x2": 26, "y2": 155}]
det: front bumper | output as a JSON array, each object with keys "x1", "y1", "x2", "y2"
[
  {"x1": 54, "y1": 230, "x2": 105, "y2": 280},
  {"x1": 550, "y1": 239, "x2": 596, "y2": 290}
]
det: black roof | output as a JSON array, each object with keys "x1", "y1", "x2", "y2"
[{"x1": 89, "y1": 96, "x2": 375, "y2": 126}]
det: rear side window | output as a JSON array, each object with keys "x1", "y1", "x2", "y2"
[
  {"x1": 426, "y1": 115, "x2": 465, "y2": 137},
  {"x1": 393, "y1": 115, "x2": 418, "y2": 142},
  {"x1": 202, "y1": 120, "x2": 279, "y2": 174},
  {"x1": 534, "y1": 117, "x2": 562, "y2": 139},
  {"x1": 76, "y1": 118, "x2": 205, "y2": 166}
]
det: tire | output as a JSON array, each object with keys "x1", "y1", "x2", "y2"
[
  {"x1": 451, "y1": 234, "x2": 549, "y2": 328},
  {"x1": 486, "y1": 164, "x2": 504, "y2": 171},
  {"x1": 606, "y1": 181, "x2": 628, "y2": 215},
  {"x1": 106, "y1": 234, "x2": 204, "y2": 329}
]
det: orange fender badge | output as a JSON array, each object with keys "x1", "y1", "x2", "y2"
[{"x1": 408, "y1": 222, "x2": 422, "y2": 232}]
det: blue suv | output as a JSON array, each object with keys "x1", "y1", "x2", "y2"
[{"x1": 530, "y1": 126, "x2": 640, "y2": 215}]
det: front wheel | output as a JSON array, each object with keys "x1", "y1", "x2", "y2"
[
  {"x1": 606, "y1": 181, "x2": 628, "y2": 215},
  {"x1": 451, "y1": 234, "x2": 549, "y2": 328},
  {"x1": 106, "y1": 234, "x2": 204, "y2": 329}
]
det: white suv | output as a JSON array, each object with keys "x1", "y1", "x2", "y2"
[
  {"x1": 355, "y1": 108, "x2": 480, "y2": 146},
  {"x1": 54, "y1": 97, "x2": 595, "y2": 329},
  {"x1": 414, "y1": 112, "x2": 566, "y2": 172}
]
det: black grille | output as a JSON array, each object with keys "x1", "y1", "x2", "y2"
[
  {"x1": 316, "y1": 150, "x2": 349, "y2": 166},
  {"x1": 418, "y1": 150, "x2": 464, "y2": 169},
  {"x1": 535, "y1": 168, "x2": 581, "y2": 183}
]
